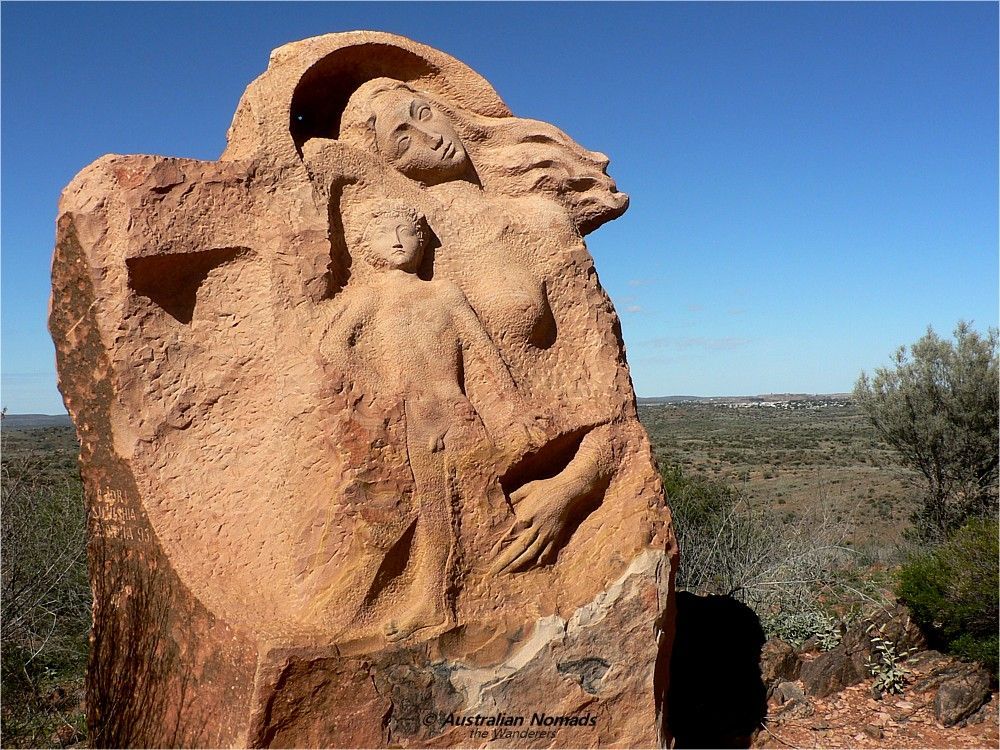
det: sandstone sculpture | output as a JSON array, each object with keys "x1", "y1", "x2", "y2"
[{"x1": 50, "y1": 32, "x2": 678, "y2": 748}]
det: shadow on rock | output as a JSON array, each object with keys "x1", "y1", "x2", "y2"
[{"x1": 667, "y1": 592, "x2": 767, "y2": 748}]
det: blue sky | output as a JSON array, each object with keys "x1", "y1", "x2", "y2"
[{"x1": 2, "y1": 2, "x2": 997, "y2": 412}]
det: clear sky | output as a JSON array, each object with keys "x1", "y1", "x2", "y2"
[{"x1": 2, "y1": 2, "x2": 997, "y2": 413}]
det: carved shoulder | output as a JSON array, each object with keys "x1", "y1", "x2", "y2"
[
  {"x1": 319, "y1": 287, "x2": 377, "y2": 353},
  {"x1": 428, "y1": 278, "x2": 468, "y2": 304}
]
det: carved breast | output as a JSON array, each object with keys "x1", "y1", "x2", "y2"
[
  {"x1": 429, "y1": 198, "x2": 558, "y2": 353},
  {"x1": 463, "y1": 267, "x2": 555, "y2": 351}
]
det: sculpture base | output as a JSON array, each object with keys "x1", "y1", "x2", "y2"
[
  {"x1": 242, "y1": 549, "x2": 674, "y2": 748},
  {"x1": 87, "y1": 547, "x2": 673, "y2": 749}
]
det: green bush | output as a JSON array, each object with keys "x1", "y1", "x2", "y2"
[
  {"x1": 767, "y1": 609, "x2": 842, "y2": 650},
  {"x1": 896, "y1": 517, "x2": 999, "y2": 674},
  {"x1": 854, "y1": 323, "x2": 999, "y2": 541},
  {"x1": 661, "y1": 464, "x2": 739, "y2": 534}
]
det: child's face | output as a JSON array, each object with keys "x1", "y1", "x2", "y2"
[{"x1": 368, "y1": 213, "x2": 423, "y2": 273}]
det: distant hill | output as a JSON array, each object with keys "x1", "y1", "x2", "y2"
[
  {"x1": 638, "y1": 393, "x2": 853, "y2": 406},
  {"x1": 2, "y1": 413, "x2": 73, "y2": 429}
]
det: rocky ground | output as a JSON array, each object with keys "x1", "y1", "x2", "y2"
[
  {"x1": 758, "y1": 678, "x2": 997, "y2": 749},
  {"x1": 754, "y1": 608, "x2": 998, "y2": 749}
]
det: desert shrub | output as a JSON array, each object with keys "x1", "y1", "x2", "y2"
[
  {"x1": 1, "y1": 454, "x2": 89, "y2": 667},
  {"x1": 768, "y1": 609, "x2": 842, "y2": 650},
  {"x1": 896, "y1": 517, "x2": 999, "y2": 674},
  {"x1": 854, "y1": 322, "x2": 998, "y2": 541},
  {"x1": 664, "y1": 465, "x2": 879, "y2": 644},
  {"x1": 866, "y1": 622, "x2": 917, "y2": 695},
  {"x1": 661, "y1": 464, "x2": 739, "y2": 536}
]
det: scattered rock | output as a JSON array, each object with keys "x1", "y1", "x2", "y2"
[
  {"x1": 868, "y1": 604, "x2": 927, "y2": 653},
  {"x1": 934, "y1": 664, "x2": 992, "y2": 727},
  {"x1": 774, "y1": 681, "x2": 806, "y2": 704},
  {"x1": 776, "y1": 699, "x2": 815, "y2": 720},
  {"x1": 908, "y1": 649, "x2": 949, "y2": 672},
  {"x1": 800, "y1": 643, "x2": 867, "y2": 698},
  {"x1": 761, "y1": 638, "x2": 800, "y2": 692},
  {"x1": 865, "y1": 723, "x2": 884, "y2": 739},
  {"x1": 769, "y1": 681, "x2": 815, "y2": 721},
  {"x1": 799, "y1": 636, "x2": 820, "y2": 654},
  {"x1": 958, "y1": 695, "x2": 995, "y2": 727},
  {"x1": 800, "y1": 605, "x2": 931, "y2": 699},
  {"x1": 753, "y1": 656, "x2": 999, "y2": 749},
  {"x1": 910, "y1": 651, "x2": 983, "y2": 695}
]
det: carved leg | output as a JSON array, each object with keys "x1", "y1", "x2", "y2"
[{"x1": 384, "y1": 415, "x2": 455, "y2": 642}]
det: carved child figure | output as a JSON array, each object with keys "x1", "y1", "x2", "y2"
[{"x1": 321, "y1": 200, "x2": 544, "y2": 642}]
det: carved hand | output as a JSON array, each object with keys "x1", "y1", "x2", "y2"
[{"x1": 489, "y1": 473, "x2": 586, "y2": 575}]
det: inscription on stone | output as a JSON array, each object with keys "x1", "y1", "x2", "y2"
[{"x1": 88, "y1": 488, "x2": 150, "y2": 543}]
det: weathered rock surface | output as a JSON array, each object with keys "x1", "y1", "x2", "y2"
[
  {"x1": 867, "y1": 603, "x2": 928, "y2": 654},
  {"x1": 770, "y1": 682, "x2": 814, "y2": 720},
  {"x1": 760, "y1": 638, "x2": 800, "y2": 694},
  {"x1": 773, "y1": 681, "x2": 806, "y2": 705},
  {"x1": 51, "y1": 31, "x2": 677, "y2": 748},
  {"x1": 934, "y1": 664, "x2": 992, "y2": 727},
  {"x1": 800, "y1": 642, "x2": 868, "y2": 699}
]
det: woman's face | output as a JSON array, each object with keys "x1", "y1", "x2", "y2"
[{"x1": 370, "y1": 90, "x2": 470, "y2": 184}]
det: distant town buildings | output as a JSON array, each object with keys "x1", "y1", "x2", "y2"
[{"x1": 638, "y1": 395, "x2": 854, "y2": 410}]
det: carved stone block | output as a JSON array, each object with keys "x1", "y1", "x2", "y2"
[{"x1": 50, "y1": 31, "x2": 678, "y2": 748}]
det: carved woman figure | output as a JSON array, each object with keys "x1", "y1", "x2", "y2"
[
  {"x1": 317, "y1": 199, "x2": 545, "y2": 641},
  {"x1": 335, "y1": 79, "x2": 636, "y2": 576}
]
